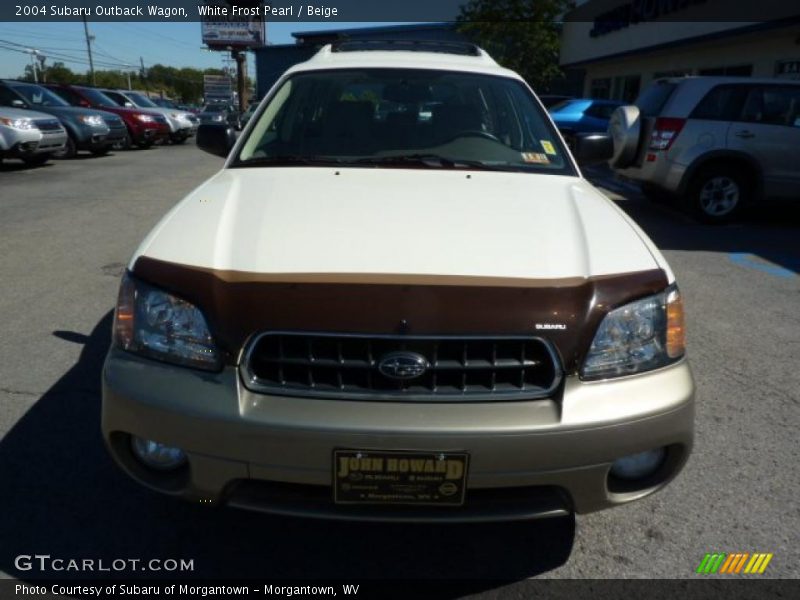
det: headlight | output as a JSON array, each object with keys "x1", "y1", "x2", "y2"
[
  {"x1": 134, "y1": 114, "x2": 155, "y2": 123},
  {"x1": 79, "y1": 115, "x2": 105, "y2": 127},
  {"x1": 113, "y1": 272, "x2": 221, "y2": 371},
  {"x1": 581, "y1": 286, "x2": 685, "y2": 380},
  {"x1": 0, "y1": 117, "x2": 35, "y2": 130}
]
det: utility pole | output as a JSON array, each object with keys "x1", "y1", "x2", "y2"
[
  {"x1": 140, "y1": 57, "x2": 148, "y2": 93},
  {"x1": 231, "y1": 49, "x2": 248, "y2": 112},
  {"x1": 28, "y1": 50, "x2": 38, "y2": 82},
  {"x1": 37, "y1": 54, "x2": 47, "y2": 83},
  {"x1": 82, "y1": 16, "x2": 96, "y2": 85}
]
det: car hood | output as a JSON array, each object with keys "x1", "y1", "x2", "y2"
[
  {"x1": 133, "y1": 168, "x2": 660, "y2": 281},
  {"x1": 0, "y1": 106, "x2": 55, "y2": 121},
  {"x1": 31, "y1": 105, "x2": 109, "y2": 120},
  {"x1": 139, "y1": 106, "x2": 191, "y2": 119}
]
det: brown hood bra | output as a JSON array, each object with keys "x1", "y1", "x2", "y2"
[{"x1": 132, "y1": 256, "x2": 669, "y2": 373}]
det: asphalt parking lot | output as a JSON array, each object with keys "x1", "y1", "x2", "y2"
[{"x1": 0, "y1": 146, "x2": 798, "y2": 589}]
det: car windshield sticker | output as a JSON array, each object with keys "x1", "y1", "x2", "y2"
[
  {"x1": 540, "y1": 140, "x2": 557, "y2": 155},
  {"x1": 521, "y1": 152, "x2": 550, "y2": 164}
]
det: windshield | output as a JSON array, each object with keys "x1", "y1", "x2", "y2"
[
  {"x1": 154, "y1": 98, "x2": 177, "y2": 108},
  {"x1": 126, "y1": 92, "x2": 158, "y2": 108},
  {"x1": 80, "y1": 87, "x2": 118, "y2": 107},
  {"x1": 12, "y1": 84, "x2": 70, "y2": 107},
  {"x1": 235, "y1": 69, "x2": 574, "y2": 174}
]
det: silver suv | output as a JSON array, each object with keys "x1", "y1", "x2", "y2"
[
  {"x1": 0, "y1": 106, "x2": 67, "y2": 166},
  {"x1": 609, "y1": 77, "x2": 800, "y2": 222}
]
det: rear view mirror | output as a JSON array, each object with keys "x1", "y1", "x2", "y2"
[
  {"x1": 573, "y1": 132, "x2": 614, "y2": 166},
  {"x1": 197, "y1": 124, "x2": 237, "y2": 158}
]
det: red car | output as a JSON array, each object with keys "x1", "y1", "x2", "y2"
[{"x1": 44, "y1": 84, "x2": 170, "y2": 149}]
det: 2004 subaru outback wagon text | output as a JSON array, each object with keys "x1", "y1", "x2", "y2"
[{"x1": 102, "y1": 41, "x2": 694, "y2": 522}]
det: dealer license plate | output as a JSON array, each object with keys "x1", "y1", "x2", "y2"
[{"x1": 333, "y1": 450, "x2": 469, "y2": 506}]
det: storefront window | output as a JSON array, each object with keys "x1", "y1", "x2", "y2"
[
  {"x1": 698, "y1": 65, "x2": 753, "y2": 77},
  {"x1": 590, "y1": 78, "x2": 611, "y2": 99},
  {"x1": 612, "y1": 75, "x2": 641, "y2": 103}
]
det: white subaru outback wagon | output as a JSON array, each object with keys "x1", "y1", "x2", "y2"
[{"x1": 102, "y1": 41, "x2": 694, "y2": 521}]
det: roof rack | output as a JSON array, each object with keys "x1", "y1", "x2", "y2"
[{"x1": 330, "y1": 40, "x2": 482, "y2": 57}]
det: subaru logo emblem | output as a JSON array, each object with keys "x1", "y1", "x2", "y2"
[{"x1": 377, "y1": 352, "x2": 429, "y2": 380}]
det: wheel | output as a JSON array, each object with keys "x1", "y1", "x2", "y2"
[
  {"x1": 21, "y1": 154, "x2": 52, "y2": 166},
  {"x1": 112, "y1": 132, "x2": 132, "y2": 151},
  {"x1": 54, "y1": 135, "x2": 77, "y2": 159},
  {"x1": 685, "y1": 165, "x2": 750, "y2": 223},
  {"x1": 91, "y1": 146, "x2": 111, "y2": 156}
]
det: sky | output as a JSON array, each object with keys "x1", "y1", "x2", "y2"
[{"x1": 0, "y1": 21, "x2": 406, "y2": 80}]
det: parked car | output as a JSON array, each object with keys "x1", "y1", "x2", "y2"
[
  {"x1": 538, "y1": 94, "x2": 575, "y2": 108},
  {"x1": 101, "y1": 89, "x2": 197, "y2": 144},
  {"x1": 45, "y1": 84, "x2": 170, "y2": 150},
  {"x1": 239, "y1": 103, "x2": 257, "y2": 128},
  {"x1": 0, "y1": 106, "x2": 67, "y2": 166},
  {"x1": 550, "y1": 98, "x2": 625, "y2": 134},
  {"x1": 197, "y1": 103, "x2": 241, "y2": 129},
  {"x1": 0, "y1": 80, "x2": 125, "y2": 158},
  {"x1": 103, "y1": 41, "x2": 694, "y2": 522},
  {"x1": 609, "y1": 76, "x2": 800, "y2": 222}
]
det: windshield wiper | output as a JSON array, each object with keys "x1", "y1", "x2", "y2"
[
  {"x1": 352, "y1": 154, "x2": 511, "y2": 171},
  {"x1": 235, "y1": 155, "x2": 345, "y2": 167}
]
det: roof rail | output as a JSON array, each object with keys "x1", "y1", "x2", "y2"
[{"x1": 330, "y1": 39, "x2": 482, "y2": 57}]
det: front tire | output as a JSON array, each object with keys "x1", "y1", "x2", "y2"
[
  {"x1": 54, "y1": 135, "x2": 77, "y2": 159},
  {"x1": 91, "y1": 146, "x2": 111, "y2": 156},
  {"x1": 685, "y1": 166, "x2": 750, "y2": 223},
  {"x1": 112, "y1": 132, "x2": 132, "y2": 151}
]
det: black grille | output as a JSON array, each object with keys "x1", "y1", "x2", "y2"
[
  {"x1": 242, "y1": 333, "x2": 562, "y2": 402},
  {"x1": 34, "y1": 119, "x2": 62, "y2": 132}
]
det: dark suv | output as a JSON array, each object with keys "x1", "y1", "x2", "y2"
[
  {"x1": 45, "y1": 84, "x2": 170, "y2": 150},
  {"x1": 609, "y1": 77, "x2": 800, "y2": 222},
  {"x1": 0, "y1": 80, "x2": 126, "y2": 158}
]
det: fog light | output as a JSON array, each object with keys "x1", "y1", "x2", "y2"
[
  {"x1": 130, "y1": 436, "x2": 187, "y2": 471},
  {"x1": 610, "y1": 448, "x2": 666, "y2": 480}
]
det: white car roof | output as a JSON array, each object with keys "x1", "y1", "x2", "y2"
[{"x1": 286, "y1": 43, "x2": 523, "y2": 81}]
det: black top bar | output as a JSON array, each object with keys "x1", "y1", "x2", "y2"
[{"x1": 330, "y1": 40, "x2": 482, "y2": 57}]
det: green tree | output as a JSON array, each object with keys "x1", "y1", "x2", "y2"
[{"x1": 457, "y1": 0, "x2": 574, "y2": 91}]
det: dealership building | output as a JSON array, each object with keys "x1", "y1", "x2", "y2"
[{"x1": 561, "y1": 0, "x2": 800, "y2": 102}]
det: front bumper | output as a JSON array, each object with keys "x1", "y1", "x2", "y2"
[{"x1": 102, "y1": 350, "x2": 694, "y2": 521}]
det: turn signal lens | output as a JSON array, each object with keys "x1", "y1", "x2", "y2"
[
  {"x1": 114, "y1": 272, "x2": 136, "y2": 349},
  {"x1": 666, "y1": 288, "x2": 686, "y2": 358}
]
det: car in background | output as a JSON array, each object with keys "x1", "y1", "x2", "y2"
[
  {"x1": 197, "y1": 103, "x2": 241, "y2": 129},
  {"x1": 45, "y1": 84, "x2": 171, "y2": 150},
  {"x1": 0, "y1": 106, "x2": 67, "y2": 166},
  {"x1": 101, "y1": 89, "x2": 197, "y2": 144},
  {"x1": 239, "y1": 103, "x2": 257, "y2": 128},
  {"x1": 549, "y1": 98, "x2": 625, "y2": 147},
  {"x1": 538, "y1": 94, "x2": 575, "y2": 108},
  {"x1": 0, "y1": 80, "x2": 125, "y2": 158},
  {"x1": 609, "y1": 76, "x2": 800, "y2": 222}
]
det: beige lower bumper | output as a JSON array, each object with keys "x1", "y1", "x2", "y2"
[{"x1": 102, "y1": 350, "x2": 694, "y2": 520}]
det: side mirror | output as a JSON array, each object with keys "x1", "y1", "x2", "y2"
[
  {"x1": 11, "y1": 99, "x2": 25, "y2": 108},
  {"x1": 124, "y1": 102, "x2": 134, "y2": 108},
  {"x1": 197, "y1": 123, "x2": 237, "y2": 158},
  {"x1": 573, "y1": 132, "x2": 614, "y2": 165},
  {"x1": 79, "y1": 99, "x2": 91, "y2": 108}
]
